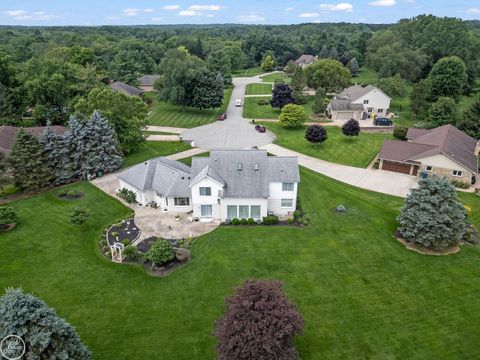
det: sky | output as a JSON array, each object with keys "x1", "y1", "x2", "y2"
[{"x1": 0, "y1": 1, "x2": 479, "y2": 26}]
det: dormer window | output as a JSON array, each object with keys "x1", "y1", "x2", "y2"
[
  {"x1": 363, "y1": 99, "x2": 369, "y2": 104},
  {"x1": 282, "y1": 182, "x2": 294, "y2": 191},
  {"x1": 237, "y1": 163, "x2": 243, "y2": 171}
]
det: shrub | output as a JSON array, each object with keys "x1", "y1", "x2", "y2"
[
  {"x1": 397, "y1": 176, "x2": 468, "y2": 250},
  {"x1": 105, "y1": 251, "x2": 111, "y2": 257},
  {"x1": 70, "y1": 207, "x2": 89, "y2": 225},
  {"x1": 231, "y1": 218, "x2": 240, "y2": 225},
  {"x1": 123, "y1": 245, "x2": 142, "y2": 262},
  {"x1": 58, "y1": 189, "x2": 67, "y2": 197},
  {"x1": 293, "y1": 210, "x2": 302, "y2": 220},
  {"x1": 240, "y1": 218, "x2": 248, "y2": 225},
  {"x1": 102, "y1": 245, "x2": 110, "y2": 253},
  {"x1": 214, "y1": 280, "x2": 303, "y2": 359},
  {"x1": 175, "y1": 248, "x2": 191, "y2": 262},
  {"x1": 257, "y1": 99, "x2": 270, "y2": 105},
  {"x1": 262, "y1": 215, "x2": 279, "y2": 225},
  {"x1": 287, "y1": 218, "x2": 294, "y2": 224},
  {"x1": 111, "y1": 231, "x2": 119, "y2": 238},
  {"x1": 67, "y1": 189, "x2": 79, "y2": 197},
  {"x1": 177, "y1": 237, "x2": 194, "y2": 249},
  {"x1": 393, "y1": 126, "x2": 408, "y2": 140},
  {"x1": 115, "y1": 222, "x2": 123, "y2": 228},
  {"x1": 121, "y1": 239, "x2": 131, "y2": 246},
  {"x1": 247, "y1": 218, "x2": 255, "y2": 225},
  {"x1": 451, "y1": 179, "x2": 470, "y2": 189},
  {"x1": 0, "y1": 207, "x2": 18, "y2": 227},
  {"x1": 117, "y1": 188, "x2": 137, "y2": 204},
  {"x1": 99, "y1": 239, "x2": 107, "y2": 247},
  {"x1": 147, "y1": 239, "x2": 174, "y2": 266}
]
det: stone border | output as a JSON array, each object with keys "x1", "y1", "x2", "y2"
[{"x1": 395, "y1": 236, "x2": 460, "y2": 256}]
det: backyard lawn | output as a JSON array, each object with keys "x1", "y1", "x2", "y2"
[
  {"x1": 245, "y1": 83, "x2": 273, "y2": 95},
  {"x1": 244, "y1": 96, "x2": 315, "y2": 120},
  {"x1": 1, "y1": 170, "x2": 480, "y2": 359},
  {"x1": 260, "y1": 71, "x2": 291, "y2": 84},
  {"x1": 146, "y1": 87, "x2": 233, "y2": 128},
  {"x1": 123, "y1": 141, "x2": 191, "y2": 167},
  {"x1": 262, "y1": 122, "x2": 393, "y2": 168}
]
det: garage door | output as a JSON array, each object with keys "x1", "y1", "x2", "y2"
[
  {"x1": 382, "y1": 161, "x2": 412, "y2": 174},
  {"x1": 336, "y1": 111, "x2": 354, "y2": 120}
]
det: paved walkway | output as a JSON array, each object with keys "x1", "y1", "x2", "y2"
[
  {"x1": 146, "y1": 134, "x2": 180, "y2": 141},
  {"x1": 145, "y1": 126, "x2": 186, "y2": 134},
  {"x1": 261, "y1": 144, "x2": 418, "y2": 197},
  {"x1": 180, "y1": 76, "x2": 275, "y2": 149}
]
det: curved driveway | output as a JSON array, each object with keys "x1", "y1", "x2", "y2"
[{"x1": 180, "y1": 77, "x2": 275, "y2": 150}]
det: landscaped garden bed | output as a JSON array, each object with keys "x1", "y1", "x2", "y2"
[
  {"x1": 56, "y1": 188, "x2": 85, "y2": 200},
  {"x1": 106, "y1": 218, "x2": 141, "y2": 246}
]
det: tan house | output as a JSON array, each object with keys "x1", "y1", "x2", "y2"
[
  {"x1": 294, "y1": 55, "x2": 318, "y2": 68},
  {"x1": 0, "y1": 125, "x2": 66, "y2": 155},
  {"x1": 110, "y1": 81, "x2": 143, "y2": 97},
  {"x1": 137, "y1": 75, "x2": 161, "y2": 92},
  {"x1": 378, "y1": 125, "x2": 479, "y2": 186}
]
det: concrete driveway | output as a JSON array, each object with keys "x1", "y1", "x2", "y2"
[
  {"x1": 261, "y1": 144, "x2": 418, "y2": 198},
  {"x1": 180, "y1": 76, "x2": 275, "y2": 150}
]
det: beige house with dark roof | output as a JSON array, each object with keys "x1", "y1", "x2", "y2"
[
  {"x1": 0, "y1": 125, "x2": 66, "y2": 155},
  {"x1": 110, "y1": 81, "x2": 143, "y2": 97},
  {"x1": 137, "y1": 75, "x2": 160, "y2": 92},
  {"x1": 294, "y1": 55, "x2": 318, "y2": 68},
  {"x1": 378, "y1": 125, "x2": 479, "y2": 186}
]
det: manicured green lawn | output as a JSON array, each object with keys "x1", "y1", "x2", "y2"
[
  {"x1": 2, "y1": 171, "x2": 480, "y2": 359},
  {"x1": 262, "y1": 122, "x2": 393, "y2": 168},
  {"x1": 231, "y1": 66, "x2": 263, "y2": 77},
  {"x1": 245, "y1": 83, "x2": 273, "y2": 95},
  {"x1": 244, "y1": 96, "x2": 315, "y2": 120},
  {"x1": 123, "y1": 141, "x2": 191, "y2": 167},
  {"x1": 146, "y1": 87, "x2": 233, "y2": 128},
  {"x1": 261, "y1": 72, "x2": 291, "y2": 84}
]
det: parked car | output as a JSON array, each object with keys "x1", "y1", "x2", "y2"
[
  {"x1": 255, "y1": 125, "x2": 266, "y2": 133},
  {"x1": 218, "y1": 112, "x2": 227, "y2": 121},
  {"x1": 235, "y1": 99, "x2": 242, "y2": 107},
  {"x1": 374, "y1": 117, "x2": 393, "y2": 126}
]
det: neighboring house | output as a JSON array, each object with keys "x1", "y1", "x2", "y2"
[
  {"x1": 137, "y1": 75, "x2": 161, "y2": 92},
  {"x1": 294, "y1": 54, "x2": 318, "y2": 68},
  {"x1": 0, "y1": 125, "x2": 66, "y2": 155},
  {"x1": 117, "y1": 150, "x2": 300, "y2": 222},
  {"x1": 110, "y1": 81, "x2": 143, "y2": 97},
  {"x1": 378, "y1": 125, "x2": 479, "y2": 185},
  {"x1": 327, "y1": 85, "x2": 391, "y2": 121}
]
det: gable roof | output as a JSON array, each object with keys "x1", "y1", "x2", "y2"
[
  {"x1": 294, "y1": 55, "x2": 318, "y2": 65},
  {"x1": 338, "y1": 85, "x2": 391, "y2": 101},
  {"x1": 137, "y1": 75, "x2": 161, "y2": 86},
  {"x1": 0, "y1": 125, "x2": 66, "y2": 155},
  {"x1": 110, "y1": 81, "x2": 143, "y2": 97},
  {"x1": 379, "y1": 125, "x2": 478, "y2": 172},
  {"x1": 190, "y1": 150, "x2": 299, "y2": 198},
  {"x1": 117, "y1": 157, "x2": 191, "y2": 197},
  {"x1": 328, "y1": 99, "x2": 364, "y2": 112}
]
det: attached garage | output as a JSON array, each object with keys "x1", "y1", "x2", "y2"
[{"x1": 381, "y1": 161, "x2": 418, "y2": 175}]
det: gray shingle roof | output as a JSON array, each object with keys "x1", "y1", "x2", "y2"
[
  {"x1": 0, "y1": 125, "x2": 66, "y2": 155},
  {"x1": 328, "y1": 99, "x2": 364, "y2": 112},
  {"x1": 137, "y1": 75, "x2": 161, "y2": 86},
  {"x1": 338, "y1": 84, "x2": 391, "y2": 101},
  {"x1": 190, "y1": 150, "x2": 299, "y2": 198},
  {"x1": 110, "y1": 81, "x2": 143, "y2": 97},
  {"x1": 117, "y1": 157, "x2": 191, "y2": 197},
  {"x1": 294, "y1": 55, "x2": 318, "y2": 65}
]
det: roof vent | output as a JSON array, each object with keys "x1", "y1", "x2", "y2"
[
  {"x1": 237, "y1": 163, "x2": 243, "y2": 171},
  {"x1": 254, "y1": 163, "x2": 259, "y2": 171}
]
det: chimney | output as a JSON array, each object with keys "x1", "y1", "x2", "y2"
[
  {"x1": 237, "y1": 163, "x2": 242, "y2": 171},
  {"x1": 475, "y1": 141, "x2": 480, "y2": 157},
  {"x1": 254, "y1": 163, "x2": 259, "y2": 171}
]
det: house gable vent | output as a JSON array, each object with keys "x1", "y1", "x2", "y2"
[{"x1": 237, "y1": 163, "x2": 243, "y2": 171}]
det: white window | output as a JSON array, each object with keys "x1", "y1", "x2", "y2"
[
  {"x1": 174, "y1": 197, "x2": 190, "y2": 206},
  {"x1": 453, "y1": 170, "x2": 463, "y2": 177},
  {"x1": 425, "y1": 165, "x2": 433, "y2": 172},
  {"x1": 281, "y1": 199, "x2": 294, "y2": 208},
  {"x1": 199, "y1": 187, "x2": 211, "y2": 196},
  {"x1": 250, "y1": 206, "x2": 261, "y2": 220},
  {"x1": 200, "y1": 205, "x2": 212, "y2": 217},
  {"x1": 282, "y1": 182, "x2": 294, "y2": 191},
  {"x1": 378, "y1": 109, "x2": 383, "y2": 113},
  {"x1": 367, "y1": 107, "x2": 373, "y2": 113},
  {"x1": 363, "y1": 99, "x2": 369, "y2": 104},
  {"x1": 239, "y1": 205, "x2": 249, "y2": 219},
  {"x1": 227, "y1": 205, "x2": 237, "y2": 219}
]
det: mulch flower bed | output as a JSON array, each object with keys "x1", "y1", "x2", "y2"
[
  {"x1": 136, "y1": 236, "x2": 189, "y2": 276},
  {"x1": 395, "y1": 235, "x2": 460, "y2": 256},
  {"x1": 56, "y1": 190, "x2": 85, "y2": 201},
  {"x1": 107, "y1": 218, "x2": 141, "y2": 246},
  {"x1": 0, "y1": 223, "x2": 16, "y2": 232}
]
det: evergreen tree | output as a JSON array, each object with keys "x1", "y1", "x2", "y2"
[
  {"x1": 429, "y1": 97, "x2": 459, "y2": 127},
  {"x1": 0, "y1": 288, "x2": 92, "y2": 359},
  {"x1": 346, "y1": 57, "x2": 360, "y2": 77},
  {"x1": 397, "y1": 176, "x2": 468, "y2": 250},
  {"x1": 270, "y1": 83, "x2": 295, "y2": 109},
  {"x1": 328, "y1": 47, "x2": 339, "y2": 60},
  {"x1": 8, "y1": 129, "x2": 52, "y2": 192},
  {"x1": 457, "y1": 95, "x2": 480, "y2": 139},
  {"x1": 191, "y1": 70, "x2": 225, "y2": 110},
  {"x1": 40, "y1": 123, "x2": 65, "y2": 185},
  {"x1": 290, "y1": 67, "x2": 307, "y2": 104},
  {"x1": 319, "y1": 45, "x2": 329, "y2": 59},
  {"x1": 311, "y1": 88, "x2": 329, "y2": 114}
]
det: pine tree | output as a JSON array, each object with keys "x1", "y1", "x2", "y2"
[
  {"x1": 457, "y1": 95, "x2": 480, "y2": 139},
  {"x1": 397, "y1": 176, "x2": 468, "y2": 250},
  {"x1": 346, "y1": 57, "x2": 360, "y2": 76},
  {"x1": 290, "y1": 67, "x2": 307, "y2": 104},
  {"x1": 319, "y1": 45, "x2": 329, "y2": 59},
  {"x1": 40, "y1": 122, "x2": 65, "y2": 185},
  {"x1": 191, "y1": 70, "x2": 225, "y2": 110},
  {"x1": 8, "y1": 129, "x2": 52, "y2": 192},
  {"x1": 0, "y1": 288, "x2": 91, "y2": 359},
  {"x1": 328, "y1": 47, "x2": 339, "y2": 60}
]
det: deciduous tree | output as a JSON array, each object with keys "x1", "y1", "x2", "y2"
[
  {"x1": 457, "y1": 95, "x2": 480, "y2": 139},
  {"x1": 279, "y1": 104, "x2": 306, "y2": 129},
  {"x1": 261, "y1": 52, "x2": 276, "y2": 72},
  {"x1": 305, "y1": 125, "x2": 328, "y2": 146},
  {"x1": 191, "y1": 70, "x2": 225, "y2": 110},
  {"x1": 305, "y1": 59, "x2": 351, "y2": 92},
  {"x1": 378, "y1": 74, "x2": 408, "y2": 98},
  {"x1": 429, "y1": 56, "x2": 467, "y2": 100},
  {"x1": 342, "y1": 119, "x2": 361, "y2": 139},
  {"x1": 270, "y1": 83, "x2": 295, "y2": 109},
  {"x1": 429, "y1": 97, "x2": 459, "y2": 127}
]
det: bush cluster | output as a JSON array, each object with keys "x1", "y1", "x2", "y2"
[
  {"x1": 262, "y1": 215, "x2": 279, "y2": 225},
  {"x1": 117, "y1": 188, "x2": 137, "y2": 204},
  {"x1": 451, "y1": 179, "x2": 470, "y2": 189},
  {"x1": 147, "y1": 239, "x2": 174, "y2": 266},
  {"x1": 0, "y1": 206, "x2": 18, "y2": 227}
]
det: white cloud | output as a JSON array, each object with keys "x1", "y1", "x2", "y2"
[
  {"x1": 4, "y1": 9, "x2": 57, "y2": 20},
  {"x1": 106, "y1": 16, "x2": 121, "y2": 20},
  {"x1": 162, "y1": 5, "x2": 180, "y2": 10},
  {"x1": 299, "y1": 13, "x2": 319, "y2": 18},
  {"x1": 151, "y1": 17, "x2": 164, "y2": 22},
  {"x1": 143, "y1": 9, "x2": 155, "y2": 13},
  {"x1": 467, "y1": 8, "x2": 480, "y2": 14},
  {"x1": 319, "y1": 3, "x2": 353, "y2": 12},
  {"x1": 123, "y1": 8, "x2": 140, "y2": 16},
  {"x1": 187, "y1": 5, "x2": 222, "y2": 11},
  {"x1": 236, "y1": 14, "x2": 265, "y2": 22},
  {"x1": 179, "y1": 10, "x2": 201, "y2": 16},
  {"x1": 285, "y1": 7, "x2": 294, "y2": 11},
  {"x1": 368, "y1": 0, "x2": 396, "y2": 6},
  {"x1": 4, "y1": 10, "x2": 27, "y2": 16}
]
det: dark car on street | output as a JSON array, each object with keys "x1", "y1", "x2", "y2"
[
  {"x1": 255, "y1": 125, "x2": 266, "y2": 133},
  {"x1": 217, "y1": 112, "x2": 227, "y2": 121},
  {"x1": 373, "y1": 117, "x2": 393, "y2": 126}
]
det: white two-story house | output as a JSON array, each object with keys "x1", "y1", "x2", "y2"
[
  {"x1": 117, "y1": 150, "x2": 300, "y2": 222},
  {"x1": 327, "y1": 84, "x2": 391, "y2": 121}
]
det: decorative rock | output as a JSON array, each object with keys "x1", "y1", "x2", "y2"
[{"x1": 335, "y1": 204, "x2": 347, "y2": 213}]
